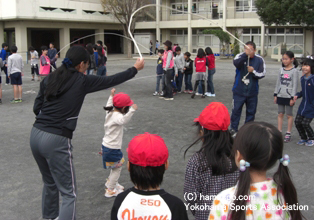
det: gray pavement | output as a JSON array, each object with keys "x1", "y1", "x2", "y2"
[{"x1": 0, "y1": 58, "x2": 313, "y2": 220}]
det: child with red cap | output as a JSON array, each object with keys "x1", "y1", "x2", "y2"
[
  {"x1": 102, "y1": 88, "x2": 138, "y2": 197},
  {"x1": 111, "y1": 133, "x2": 189, "y2": 220},
  {"x1": 184, "y1": 102, "x2": 239, "y2": 219}
]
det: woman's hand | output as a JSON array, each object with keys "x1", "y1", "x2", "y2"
[
  {"x1": 294, "y1": 96, "x2": 298, "y2": 102},
  {"x1": 290, "y1": 99, "x2": 295, "y2": 106},
  {"x1": 134, "y1": 58, "x2": 144, "y2": 71},
  {"x1": 111, "y1": 88, "x2": 116, "y2": 96}
]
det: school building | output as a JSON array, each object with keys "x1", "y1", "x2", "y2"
[
  {"x1": 135, "y1": 0, "x2": 314, "y2": 59},
  {"x1": 0, "y1": 0, "x2": 313, "y2": 60}
]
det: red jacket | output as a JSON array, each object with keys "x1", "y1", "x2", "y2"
[
  {"x1": 206, "y1": 54, "x2": 215, "y2": 69},
  {"x1": 195, "y1": 57, "x2": 207, "y2": 73}
]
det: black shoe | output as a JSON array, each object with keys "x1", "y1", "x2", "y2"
[
  {"x1": 201, "y1": 95, "x2": 206, "y2": 98},
  {"x1": 230, "y1": 129, "x2": 237, "y2": 138},
  {"x1": 31, "y1": 79, "x2": 35, "y2": 81},
  {"x1": 191, "y1": 93, "x2": 195, "y2": 99}
]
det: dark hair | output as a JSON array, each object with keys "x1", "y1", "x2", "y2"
[
  {"x1": 197, "y1": 48, "x2": 205, "y2": 58},
  {"x1": 103, "y1": 105, "x2": 130, "y2": 114},
  {"x1": 45, "y1": 46, "x2": 90, "y2": 101},
  {"x1": 175, "y1": 46, "x2": 181, "y2": 52},
  {"x1": 86, "y1": 43, "x2": 94, "y2": 55},
  {"x1": 97, "y1": 46, "x2": 103, "y2": 57},
  {"x1": 230, "y1": 122, "x2": 303, "y2": 220},
  {"x1": 97, "y1": 40, "x2": 103, "y2": 46},
  {"x1": 11, "y1": 45, "x2": 17, "y2": 53},
  {"x1": 245, "y1": 41, "x2": 256, "y2": 50},
  {"x1": 301, "y1": 58, "x2": 314, "y2": 75},
  {"x1": 93, "y1": 44, "x2": 97, "y2": 50},
  {"x1": 282, "y1": 51, "x2": 298, "y2": 68},
  {"x1": 184, "y1": 52, "x2": 191, "y2": 57},
  {"x1": 2, "y1": 43, "x2": 8, "y2": 48},
  {"x1": 29, "y1": 46, "x2": 35, "y2": 51},
  {"x1": 158, "y1": 49, "x2": 164, "y2": 54},
  {"x1": 41, "y1": 46, "x2": 48, "y2": 51},
  {"x1": 184, "y1": 122, "x2": 237, "y2": 175},
  {"x1": 156, "y1": 40, "x2": 159, "y2": 42},
  {"x1": 129, "y1": 162, "x2": 166, "y2": 190},
  {"x1": 205, "y1": 47, "x2": 213, "y2": 55}
]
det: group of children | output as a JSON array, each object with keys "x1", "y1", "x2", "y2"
[
  {"x1": 153, "y1": 40, "x2": 216, "y2": 100},
  {"x1": 100, "y1": 47, "x2": 314, "y2": 219},
  {"x1": 101, "y1": 87, "x2": 305, "y2": 219},
  {"x1": 274, "y1": 51, "x2": 314, "y2": 146},
  {"x1": 0, "y1": 43, "x2": 24, "y2": 104}
]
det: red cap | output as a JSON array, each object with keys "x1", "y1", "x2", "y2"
[
  {"x1": 194, "y1": 102, "x2": 230, "y2": 131},
  {"x1": 113, "y1": 93, "x2": 133, "y2": 108},
  {"x1": 127, "y1": 133, "x2": 169, "y2": 167}
]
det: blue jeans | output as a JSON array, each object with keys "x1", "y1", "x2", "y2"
[
  {"x1": 175, "y1": 70, "x2": 183, "y2": 92},
  {"x1": 97, "y1": 66, "x2": 107, "y2": 76},
  {"x1": 207, "y1": 68, "x2": 216, "y2": 94},
  {"x1": 156, "y1": 75, "x2": 163, "y2": 92},
  {"x1": 231, "y1": 93, "x2": 258, "y2": 131},
  {"x1": 184, "y1": 74, "x2": 193, "y2": 91}
]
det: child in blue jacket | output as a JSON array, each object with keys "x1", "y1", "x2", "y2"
[
  {"x1": 294, "y1": 57, "x2": 314, "y2": 146},
  {"x1": 153, "y1": 49, "x2": 164, "y2": 96}
]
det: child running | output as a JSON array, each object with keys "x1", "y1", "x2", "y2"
[
  {"x1": 184, "y1": 102, "x2": 239, "y2": 219},
  {"x1": 111, "y1": 133, "x2": 189, "y2": 220},
  {"x1": 192, "y1": 48, "x2": 208, "y2": 99},
  {"x1": 210, "y1": 122, "x2": 304, "y2": 220},
  {"x1": 274, "y1": 51, "x2": 299, "y2": 142},
  {"x1": 153, "y1": 49, "x2": 164, "y2": 96},
  {"x1": 102, "y1": 88, "x2": 137, "y2": 197},
  {"x1": 205, "y1": 47, "x2": 216, "y2": 97},
  {"x1": 29, "y1": 46, "x2": 40, "y2": 81},
  {"x1": 183, "y1": 52, "x2": 193, "y2": 93},
  {"x1": 294, "y1": 57, "x2": 314, "y2": 146}
]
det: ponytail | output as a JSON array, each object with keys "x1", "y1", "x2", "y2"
[
  {"x1": 273, "y1": 163, "x2": 304, "y2": 220},
  {"x1": 229, "y1": 170, "x2": 251, "y2": 220},
  {"x1": 44, "y1": 46, "x2": 90, "y2": 101}
]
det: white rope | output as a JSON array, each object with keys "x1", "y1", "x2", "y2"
[{"x1": 128, "y1": 4, "x2": 251, "y2": 60}]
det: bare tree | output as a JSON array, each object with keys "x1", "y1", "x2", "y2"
[{"x1": 101, "y1": 0, "x2": 150, "y2": 58}]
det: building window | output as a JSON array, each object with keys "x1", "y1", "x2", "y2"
[
  {"x1": 170, "y1": 29, "x2": 188, "y2": 48},
  {"x1": 236, "y1": 0, "x2": 256, "y2": 12},
  {"x1": 240, "y1": 28, "x2": 261, "y2": 47},
  {"x1": 266, "y1": 28, "x2": 304, "y2": 48}
]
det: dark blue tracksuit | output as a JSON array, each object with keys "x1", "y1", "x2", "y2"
[{"x1": 231, "y1": 52, "x2": 266, "y2": 131}]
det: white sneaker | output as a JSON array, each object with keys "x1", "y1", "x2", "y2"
[
  {"x1": 211, "y1": 94, "x2": 216, "y2": 97},
  {"x1": 153, "y1": 91, "x2": 158, "y2": 96},
  {"x1": 164, "y1": 98, "x2": 174, "y2": 101},
  {"x1": 205, "y1": 92, "x2": 212, "y2": 97},
  {"x1": 160, "y1": 91, "x2": 164, "y2": 96},
  {"x1": 195, "y1": 93, "x2": 201, "y2": 96},
  {"x1": 104, "y1": 188, "x2": 123, "y2": 198},
  {"x1": 105, "y1": 181, "x2": 124, "y2": 191}
]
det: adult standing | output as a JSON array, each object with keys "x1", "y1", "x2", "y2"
[
  {"x1": 48, "y1": 43, "x2": 58, "y2": 71},
  {"x1": 155, "y1": 40, "x2": 160, "y2": 54},
  {"x1": 96, "y1": 40, "x2": 107, "y2": 57},
  {"x1": 1, "y1": 43, "x2": 9, "y2": 85},
  {"x1": 230, "y1": 41, "x2": 266, "y2": 137},
  {"x1": 30, "y1": 46, "x2": 144, "y2": 220}
]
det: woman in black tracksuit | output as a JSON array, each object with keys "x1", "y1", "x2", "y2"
[{"x1": 30, "y1": 46, "x2": 144, "y2": 220}]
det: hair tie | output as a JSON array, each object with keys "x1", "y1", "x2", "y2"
[
  {"x1": 279, "y1": 154, "x2": 290, "y2": 166},
  {"x1": 62, "y1": 58, "x2": 72, "y2": 68},
  {"x1": 239, "y1": 159, "x2": 250, "y2": 172}
]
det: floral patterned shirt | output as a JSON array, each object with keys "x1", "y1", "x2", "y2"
[{"x1": 209, "y1": 178, "x2": 290, "y2": 220}]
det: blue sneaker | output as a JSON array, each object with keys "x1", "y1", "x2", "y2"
[
  {"x1": 297, "y1": 139, "x2": 308, "y2": 145},
  {"x1": 305, "y1": 140, "x2": 314, "y2": 146}
]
